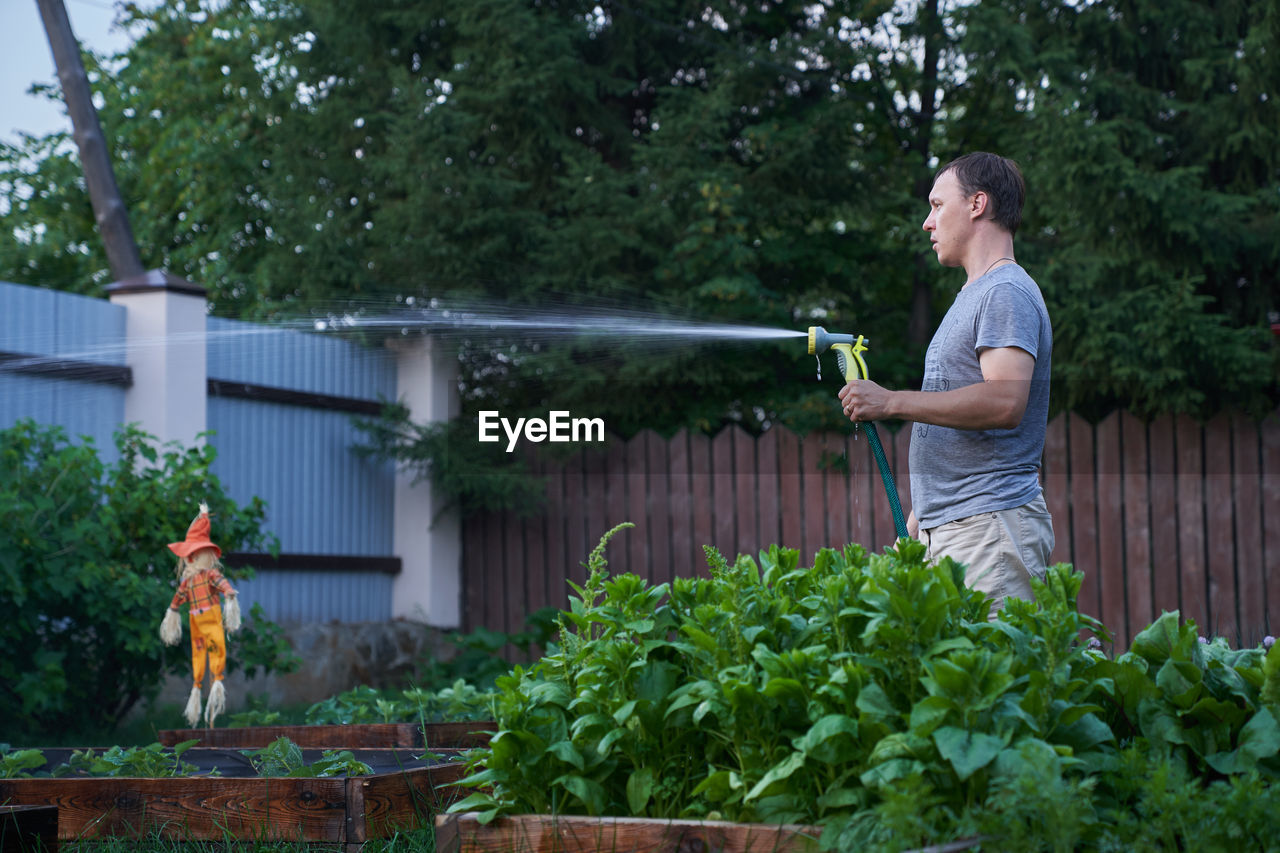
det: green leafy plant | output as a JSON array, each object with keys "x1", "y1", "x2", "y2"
[
  {"x1": 0, "y1": 420, "x2": 298, "y2": 741},
  {"x1": 244, "y1": 737, "x2": 373, "y2": 777},
  {"x1": 302, "y1": 682, "x2": 494, "y2": 726},
  {"x1": 0, "y1": 746, "x2": 47, "y2": 778},
  {"x1": 448, "y1": 526, "x2": 1279, "y2": 850},
  {"x1": 51, "y1": 741, "x2": 203, "y2": 778}
]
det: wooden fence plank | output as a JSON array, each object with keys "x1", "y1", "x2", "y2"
[
  {"x1": 1044, "y1": 415, "x2": 1070, "y2": 566},
  {"x1": 801, "y1": 434, "x2": 826, "y2": 562},
  {"x1": 845, "y1": 429, "x2": 876, "y2": 551},
  {"x1": 462, "y1": 516, "x2": 486, "y2": 633},
  {"x1": 1176, "y1": 414, "x2": 1208, "y2": 632},
  {"x1": 1205, "y1": 414, "x2": 1237, "y2": 643},
  {"x1": 778, "y1": 429, "x2": 803, "y2": 553},
  {"x1": 626, "y1": 433, "x2": 651, "y2": 579},
  {"x1": 606, "y1": 438, "x2": 629, "y2": 556},
  {"x1": 582, "y1": 443, "x2": 608, "y2": 587},
  {"x1": 667, "y1": 430, "x2": 694, "y2": 580},
  {"x1": 523, "y1": 447, "x2": 548, "y2": 627},
  {"x1": 892, "y1": 423, "x2": 912, "y2": 541},
  {"x1": 1148, "y1": 416, "x2": 1180, "y2": 616},
  {"x1": 866, "y1": 426, "x2": 893, "y2": 551},
  {"x1": 712, "y1": 428, "x2": 736, "y2": 562},
  {"x1": 645, "y1": 431, "x2": 673, "y2": 590},
  {"x1": 1068, "y1": 413, "x2": 1101, "y2": 623},
  {"x1": 1232, "y1": 414, "x2": 1265, "y2": 643},
  {"x1": 563, "y1": 448, "x2": 587, "y2": 591},
  {"x1": 823, "y1": 432, "x2": 850, "y2": 550},
  {"x1": 690, "y1": 432, "x2": 714, "y2": 576},
  {"x1": 1262, "y1": 413, "x2": 1280, "y2": 638},
  {"x1": 734, "y1": 426, "x2": 759, "y2": 558},
  {"x1": 543, "y1": 449, "x2": 569, "y2": 613},
  {"x1": 505, "y1": 496, "x2": 528, "y2": 642},
  {"x1": 756, "y1": 428, "x2": 781, "y2": 552},
  {"x1": 481, "y1": 511, "x2": 505, "y2": 633},
  {"x1": 1096, "y1": 413, "x2": 1126, "y2": 642},
  {"x1": 1122, "y1": 412, "x2": 1153, "y2": 635}
]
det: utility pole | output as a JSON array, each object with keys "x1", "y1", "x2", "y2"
[{"x1": 36, "y1": 0, "x2": 145, "y2": 282}]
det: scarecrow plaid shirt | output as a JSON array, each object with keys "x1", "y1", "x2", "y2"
[{"x1": 170, "y1": 568, "x2": 235, "y2": 615}]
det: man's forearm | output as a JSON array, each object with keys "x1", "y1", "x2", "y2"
[{"x1": 888, "y1": 380, "x2": 1029, "y2": 431}]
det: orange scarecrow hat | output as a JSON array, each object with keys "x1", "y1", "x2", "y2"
[{"x1": 168, "y1": 504, "x2": 222, "y2": 559}]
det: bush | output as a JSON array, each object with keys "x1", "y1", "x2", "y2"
[
  {"x1": 0, "y1": 419, "x2": 297, "y2": 740},
  {"x1": 450, "y1": 524, "x2": 1280, "y2": 850}
]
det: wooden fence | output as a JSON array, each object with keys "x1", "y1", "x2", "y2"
[{"x1": 462, "y1": 409, "x2": 1279, "y2": 649}]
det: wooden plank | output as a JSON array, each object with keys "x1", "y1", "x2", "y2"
[
  {"x1": 1232, "y1": 414, "x2": 1265, "y2": 644},
  {"x1": 0, "y1": 763, "x2": 466, "y2": 844},
  {"x1": 1043, "y1": 415, "x2": 1070, "y2": 565},
  {"x1": 158, "y1": 722, "x2": 493, "y2": 750},
  {"x1": 1175, "y1": 414, "x2": 1208, "y2": 634},
  {"x1": 483, "y1": 511, "x2": 506, "y2": 634},
  {"x1": 846, "y1": 428, "x2": 876, "y2": 551},
  {"x1": 523, "y1": 446, "x2": 549, "y2": 635},
  {"x1": 0, "y1": 776, "x2": 347, "y2": 842},
  {"x1": 800, "y1": 433, "x2": 826, "y2": 563},
  {"x1": 892, "y1": 423, "x2": 912, "y2": 543},
  {"x1": 563, "y1": 448, "x2": 587, "y2": 593},
  {"x1": 712, "y1": 428, "x2": 736, "y2": 562},
  {"x1": 1121, "y1": 412, "x2": 1153, "y2": 636},
  {"x1": 361, "y1": 761, "x2": 469, "y2": 839},
  {"x1": 755, "y1": 428, "x2": 781, "y2": 553},
  {"x1": 1095, "y1": 413, "x2": 1126, "y2": 645},
  {"x1": 734, "y1": 426, "x2": 759, "y2": 557},
  {"x1": 1148, "y1": 416, "x2": 1180, "y2": 617},
  {"x1": 0, "y1": 804, "x2": 58, "y2": 853},
  {"x1": 626, "y1": 433, "x2": 651, "y2": 580},
  {"x1": 644, "y1": 431, "x2": 673, "y2": 590},
  {"x1": 1068, "y1": 414, "x2": 1101, "y2": 624},
  {"x1": 462, "y1": 515, "x2": 486, "y2": 633},
  {"x1": 822, "y1": 431, "x2": 850, "y2": 550},
  {"x1": 1264, "y1": 412, "x2": 1280, "y2": 638},
  {"x1": 866, "y1": 425, "x2": 893, "y2": 552},
  {"x1": 583, "y1": 444, "x2": 608, "y2": 587},
  {"x1": 667, "y1": 430, "x2": 694, "y2": 580},
  {"x1": 435, "y1": 812, "x2": 821, "y2": 853},
  {"x1": 605, "y1": 438, "x2": 629, "y2": 565},
  {"x1": 506, "y1": 485, "x2": 528, "y2": 641},
  {"x1": 689, "y1": 432, "x2": 714, "y2": 576},
  {"x1": 778, "y1": 428, "x2": 803, "y2": 554},
  {"x1": 1205, "y1": 414, "x2": 1237, "y2": 644},
  {"x1": 543, "y1": 446, "x2": 570, "y2": 614}
]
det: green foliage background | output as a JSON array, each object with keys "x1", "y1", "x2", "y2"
[
  {"x1": 0, "y1": 0, "x2": 1274, "y2": 433},
  {"x1": 0, "y1": 420, "x2": 298, "y2": 741}
]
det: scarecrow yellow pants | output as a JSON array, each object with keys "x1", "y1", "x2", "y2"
[{"x1": 188, "y1": 605, "x2": 226, "y2": 688}]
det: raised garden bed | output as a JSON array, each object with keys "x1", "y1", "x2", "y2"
[
  {"x1": 158, "y1": 721, "x2": 494, "y2": 750},
  {"x1": 0, "y1": 748, "x2": 466, "y2": 850},
  {"x1": 435, "y1": 812, "x2": 822, "y2": 853},
  {"x1": 1, "y1": 804, "x2": 59, "y2": 852}
]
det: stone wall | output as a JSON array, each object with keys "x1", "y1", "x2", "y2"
[{"x1": 140, "y1": 620, "x2": 456, "y2": 721}]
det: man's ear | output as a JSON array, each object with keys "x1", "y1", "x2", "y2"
[{"x1": 969, "y1": 191, "x2": 990, "y2": 221}]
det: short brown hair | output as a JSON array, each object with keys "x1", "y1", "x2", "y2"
[{"x1": 938, "y1": 152, "x2": 1026, "y2": 235}]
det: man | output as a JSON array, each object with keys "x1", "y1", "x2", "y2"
[{"x1": 838, "y1": 152, "x2": 1053, "y2": 616}]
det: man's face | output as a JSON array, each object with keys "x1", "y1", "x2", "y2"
[{"x1": 922, "y1": 169, "x2": 972, "y2": 268}]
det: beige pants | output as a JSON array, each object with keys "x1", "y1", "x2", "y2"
[{"x1": 920, "y1": 492, "x2": 1054, "y2": 619}]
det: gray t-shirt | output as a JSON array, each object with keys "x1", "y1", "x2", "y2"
[{"x1": 908, "y1": 264, "x2": 1052, "y2": 529}]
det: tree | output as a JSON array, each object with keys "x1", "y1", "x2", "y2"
[{"x1": 955, "y1": 0, "x2": 1280, "y2": 419}]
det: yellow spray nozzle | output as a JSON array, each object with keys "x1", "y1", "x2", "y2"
[{"x1": 806, "y1": 326, "x2": 870, "y2": 381}]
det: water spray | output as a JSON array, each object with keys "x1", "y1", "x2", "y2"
[{"x1": 807, "y1": 326, "x2": 908, "y2": 540}]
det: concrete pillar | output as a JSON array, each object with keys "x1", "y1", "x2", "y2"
[
  {"x1": 105, "y1": 270, "x2": 208, "y2": 448},
  {"x1": 387, "y1": 335, "x2": 462, "y2": 627}
]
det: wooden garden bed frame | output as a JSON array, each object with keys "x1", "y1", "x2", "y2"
[
  {"x1": 435, "y1": 812, "x2": 823, "y2": 853},
  {"x1": 0, "y1": 759, "x2": 467, "y2": 851},
  {"x1": 158, "y1": 721, "x2": 494, "y2": 750}
]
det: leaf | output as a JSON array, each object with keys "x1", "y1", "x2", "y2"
[
  {"x1": 933, "y1": 726, "x2": 1007, "y2": 781},
  {"x1": 1205, "y1": 707, "x2": 1280, "y2": 775},
  {"x1": 554, "y1": 774, "x2": 607, "y2": 815},
  {"x1": 795, "y1": 714, "x2": 860, "y2": 765},
  {"x1": 626, "y1": 767, "x2": 656, "y2": 814},
  {"x1": 545, "y1": 740, "x2": 584, "y2": 771},
  {"x1": 745, "y1": 751, "x2": 806, "y2": 801}
]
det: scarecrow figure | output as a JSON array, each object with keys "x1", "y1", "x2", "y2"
[{"x1": 159, "y1": 502, "x2": 241, "y2": 728}]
